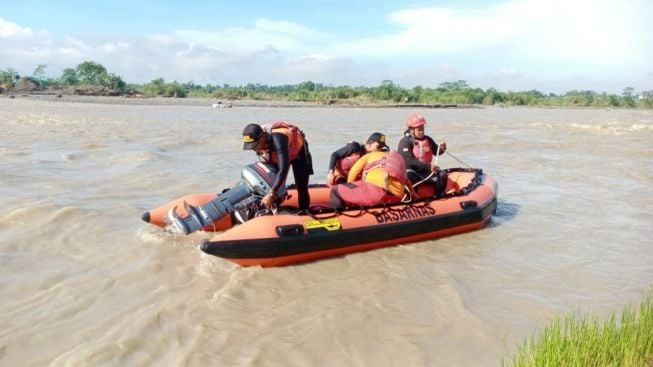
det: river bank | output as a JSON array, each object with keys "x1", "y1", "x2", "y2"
[
  {"x1": 2, "y1": 92, "x2": 478, "y2": 109},
  {"x1": 6, "y1": 92, "x2": 648, "y2": 110}
]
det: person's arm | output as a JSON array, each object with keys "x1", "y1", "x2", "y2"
[
  {"x1": 398, "y1": 136, "x2": 430, "y2": 173},
  {"x1": 328, "y1": 142, "x2": 360, "y2": 171},
  {"x1": 346, "y1": 154, "x2": 368, "y2": 182},
  {"x1": 327, "y1": 142, "x2": 360, "y2": 185},
  {"x1": 428, "y1": 136, "x2": 446, "y2": 155},
  {"x1": 260, "y1": 133, "x2": 291, "y2": 209},
  {"x1": 270, "y1": 132, "x2": 291, "y2": 194}
]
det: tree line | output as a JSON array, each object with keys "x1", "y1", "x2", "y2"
[{"x1": 2, "y1": 62, "x2": 652, "y2": 108}]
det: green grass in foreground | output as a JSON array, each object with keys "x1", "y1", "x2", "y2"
[{"x1": 503, "y1": 289, "x2": 653, "y2": 367}]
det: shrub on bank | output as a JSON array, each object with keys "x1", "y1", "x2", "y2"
[{"x1": 141, "y1": 78, "x2": 186, "y2": 97}]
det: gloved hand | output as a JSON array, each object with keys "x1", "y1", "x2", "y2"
[{"x1": 438, "y1": 142, "x2": 447, "y2": 155}]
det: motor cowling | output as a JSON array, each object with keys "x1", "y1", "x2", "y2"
[
  {"x1": 166, "y1": 162, "x2": 285, "y2": 234},
  {"x1": 241, "y1": 162, "x2": 287, "y2": 197}
]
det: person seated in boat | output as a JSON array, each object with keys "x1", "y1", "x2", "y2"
[
  {"x1": 330, "y1": 132, "x2": 407, "y2": 208},
  {"x1": 326, "y1": 140, "x2": 366, "y2": 186},
  {"x1": 242, "y1": 121, "x2": 313, "y2": 211},
  {"x1": 398, "y1": 113, "x2": 448, "y2": 197}
]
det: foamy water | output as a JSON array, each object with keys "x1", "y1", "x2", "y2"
[{"x1": 1, "y1": 97, "x2": 652, "y2": 366}]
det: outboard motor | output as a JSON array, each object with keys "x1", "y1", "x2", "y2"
[{"x1": 166, "y1": 162, "x2": 286, "y2": 234}]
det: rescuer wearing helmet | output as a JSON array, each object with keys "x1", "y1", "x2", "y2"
[{"x1": 398, "y1": 113, "x2": 448, "y2": 197}]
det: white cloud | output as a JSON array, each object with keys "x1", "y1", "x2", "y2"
[
  {"x1": 100, "y1": 41, "x2": 130, "y2": 54},
  {"x1": 64, "y1": 36, "x2": 92, "y2": 52},
  {"x1": 174, "y1": 18, "x2": 328, "y2": 54},
  {"x1": 333, "y1": 0, "x2": 652, "y2": 75},
  {"x1": 0, "y1": 17, "x2": 32, "y2": 37},
  {"x1": 0, "y1": 1, "x2": 650, "y2": 93}
]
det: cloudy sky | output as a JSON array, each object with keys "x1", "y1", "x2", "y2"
[{"x1": 1, "y1": 0, "x2": 651, "y2": 93}]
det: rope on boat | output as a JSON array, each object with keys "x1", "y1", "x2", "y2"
[
  {"x1": 445, "y1": 151, "x2": 473, "y2": 169},
  {"x1": 412, "y1": 171, "x2": 436, "y2": 187}
]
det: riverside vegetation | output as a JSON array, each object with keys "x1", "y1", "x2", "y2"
[
  {"x1": 2, "y1": 61, "x2": 652, "y2": 108},
  {"x1": 503, "y1": 289, "x2": 653, "y2": 367}
]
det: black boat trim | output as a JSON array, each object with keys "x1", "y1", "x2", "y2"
[{"x1": 201, "y1": 195, "x2": 497, "y2": 260}]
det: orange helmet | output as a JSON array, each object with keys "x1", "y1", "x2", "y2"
[{"x1": 406, "y1": 113, "x2": 426, "y2": 129}]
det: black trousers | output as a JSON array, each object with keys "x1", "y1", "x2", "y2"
[{"x1": 291, "y1": 147, "x2": 313, "y2": 210}]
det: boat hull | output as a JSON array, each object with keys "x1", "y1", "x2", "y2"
[{"x1": 201, "y1": 171, "x2": 497, "y2": 266}]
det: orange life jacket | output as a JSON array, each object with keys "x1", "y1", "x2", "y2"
[
  {"x1": 334, "y1": 153, "x2": 362, "y2": 177},
  {"x1": 262, "y1": 121, "x2": 304, "y2": 163},
  {"x1": 362, "y1": 150, "x2": 407, "y2": 184},
  {"x1": 412, "y1": 137, "x2": 434, "y2": 164}
]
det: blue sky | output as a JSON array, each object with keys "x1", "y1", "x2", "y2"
[{"x1": 1, "y1": 0, "x2": 651, "y2": 93}]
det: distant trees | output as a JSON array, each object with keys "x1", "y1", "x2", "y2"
[
  {"x1": 483, "y1": 88, "x2": 504, "y2": 105},
  {"x1": 142, "y1": 78, "x2": 186, "y2": 97},
  {"x1": 438, "y1": 80, "x2": 469, "y2": 91},
  {"x1": 71, "y1": 61, "x2": 126, "y2": 91},
  {"x1": 2, "y1": 61, "x2": 126, "y2": 92},
  {"x1": 75, "y1": 61, "x2": 107, "y2": 85},
  {"x1": 197, "y1": 81, "x2": 651, "y2": 108},
  {"x1": 621, "y1": 86, "x2": 636, "y2": 107},
  {"x1": 33, "y1": 64, "x2": 46, "y2": 86},
  {"x1": 641, "y1": 90, "x2": 653, "y2": 108},
  {"x1": 373, "y1": 80, "x2": 407, "y2": 102},
  {"x1": 60, "y1": 68, "x2": 78, "y2": 86},
  {"x1": 1, "y1": 61, "x2": 651, "y2": 107},
  {"x1": 0, "y1": 67, "x2": 20, "y2": 90}
]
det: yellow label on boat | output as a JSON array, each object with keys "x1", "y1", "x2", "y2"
[{"x1": 304, "y1": 217, "x2": 341, "y2": 231}]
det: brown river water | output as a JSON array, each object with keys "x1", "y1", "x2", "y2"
[{"x1": 1, "y1": 97, "x2": 652, "y2": 366}]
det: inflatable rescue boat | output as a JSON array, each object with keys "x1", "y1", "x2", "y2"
[{"x1": 142, "y1": 162, "x2": 497, "y2": 267}]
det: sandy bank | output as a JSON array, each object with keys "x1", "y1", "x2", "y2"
[
  {"x1": 1, "y1": 93, "x2": 319, "y2": 107},
  {"x1": 1, "y1": 93, "x2": 476, "y2": 109}
]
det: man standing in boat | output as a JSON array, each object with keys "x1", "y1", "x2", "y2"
[
  {"x1": 242, "y1": 122, "x2": 313, "y2": 212},
  {"x1": 398, "y1": 113, "x2": 448, "y2": 197},
  {"x1": 330, "y1": 132, "x2": 407, "y2": 208}
]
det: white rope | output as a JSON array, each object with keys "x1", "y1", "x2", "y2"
[
  {"x1": 434, "y1": 141, "x2": 441, "y2": 166},
  {"x1": 412, "y1": 171, "x2": 436, "y2": 187},
  {"x1": 445, "y1": 151, "x2": 473, "y2": 168}
]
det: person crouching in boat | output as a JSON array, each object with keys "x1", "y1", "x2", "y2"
[
  {"x1": 242, "y1": 122, "x2": 313, "y2": 211},
  {"x1": 398, "y1": 113, "x2": 448, "y2": 198},
  {"x1": 326, "y1": 141, "x2": 366, "y2": 186},
  {"x1": 330, "y1": 132, "x2": 407, "y2": 208}
]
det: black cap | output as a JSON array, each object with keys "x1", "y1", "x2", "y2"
[
  {"x1": 367, "y1": 132, "x2": 387, "y2": 149},
  {"x1": 242, "y1": 124, "x2": 263, "y2": 150}
]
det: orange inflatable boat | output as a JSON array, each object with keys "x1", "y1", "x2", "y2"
[{"x1": 143, "y1": 164, "x2": 498, "y2": 267}]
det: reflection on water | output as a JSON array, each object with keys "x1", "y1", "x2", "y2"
[{"x1": 0, "y1": 98, "x2": 651, "y2": 366}]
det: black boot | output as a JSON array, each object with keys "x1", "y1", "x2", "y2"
[{"x1": 434, "y1": 171, "x2": 448, "y2": 199}]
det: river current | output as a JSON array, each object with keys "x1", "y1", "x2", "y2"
[{"x1": 1, "y1": 97, "x2": 651, "y2": 366}]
